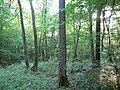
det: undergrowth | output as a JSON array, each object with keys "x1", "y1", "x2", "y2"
[{"x1": 0, "y1": 60, "x2": 101, "y2": 90}]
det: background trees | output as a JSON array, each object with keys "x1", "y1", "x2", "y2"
[{"x1": 0, "y1": 0, "x2": 23, "y2": 63}]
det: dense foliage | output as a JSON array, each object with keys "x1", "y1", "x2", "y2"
[
  {"x1": 0, "y1": 60, "x2": 101, "y2": 90},
  {"x1": 0, "y1": 0, "x2": 119, "y2": 63},
  {"x1": 0, "y1": 0, "x2": 120, "y2": 89}
]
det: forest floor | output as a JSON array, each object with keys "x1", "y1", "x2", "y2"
[{"x1": 0, "y1": 59, "x2": 120, "y2": 90}]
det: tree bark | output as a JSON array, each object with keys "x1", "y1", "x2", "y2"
[
  {"x1": 18, "y1": 0, "x2": 29, "y2": 70},
  {"x1": 29, "y1": 0, "x2": 38, "y2": 71},
  {"x1": 96, "y1": 8, "x2": 101, "y2": 66},
  {"x1": 101, "y1": 10, "x2": 105, "y2": 51},
  {"x1": 38, "y1": 33, "x2": 42, "y2": 59},
  {"x1": 41, "y1": 36, "x2": 45, "y2": 61},
  {"x1": 106, "y1": 25, "x2": 112, "y2": 62},
  {"x1": 58, "y1": 0, "x2": 69, "y2": 87}
]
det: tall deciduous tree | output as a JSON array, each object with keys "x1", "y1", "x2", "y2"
[
  {"x1": 18, "y1": 0, "x2": 29, "y2": 70},
  {"x1": 101, "y1": 10, "x2": 105, "y2": 51},
  {"x1": 96, "y1": 8, "x2": 101, "y2": 66},
  {"x1": 29, "y1": 0, "x2": 38, "y2": 71},
  {"x1": 58, "y1": 0, "x2": 69, "y2": 87}
]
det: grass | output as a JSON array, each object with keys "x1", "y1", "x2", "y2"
[{"x1": 0, "y1": 59, "x2": 116, "y2": 90}]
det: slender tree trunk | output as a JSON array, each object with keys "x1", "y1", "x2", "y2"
[
  {"x1": 41, "y1": 12, "x2": 45, "y2": 61},
  {"x1": 50, "y1": 28, "x2": 55, "y2": 59},
  {"x1": 0, "y1": 24, "x2": 3, "y2": 60},
  {"x1": 41, "y1": 48, "x2": 45, "y2": 61},
  {"x1": 101, "y1": 10, "x2": 105, "y2": 51},
  {"x1": 41, "y1": 36, "x2": 45, "y2": 61},
  {"x1": 104, "y1": 10, "x2": 114, "y2": 62},
  {"x1": 106, "y1": 24, "x2": 112, "y2": 62},
  {"x1": 38, "y1": 33, "x2": 43, "y2": 60},
  {"x1": 18, "y1": 0, "x2": 29, "y2": 70},
  {"x1": 44, "y1": 32, "x2": 49, "y2": 60},
  {"x1": 106, "y1": 18, "x2": 113, "y2": 63},
  {"x1": 89, "y1": 11, "x2": 95, "y2": 64},
  {"x1": 73, "y1": 21, "x2": 76, "y2": 61},
  {"x1": 105, "y1": 0, "x2": 115, "y2": 62},
  {"x1": 38, "y1": 34, "x2": 41, "y2": 57},
  {"x1": 29, "y1": 0, "x2": 38, "y2": 71},
  {"x1": 43, "y1": 0, "x2": 49, "y2": 61},
  {"x1": 73, "y1": 21, "x2": 81, "y2": 61},
  {"x1": 58, "y1": 0, "x2": 69, "y2": 87},
  {"x1": 96, "y1": 8, "x2": 101, "y2": 66},
  {"x1": 0, "y1": 21, "x2": 3, "y2": 53}
]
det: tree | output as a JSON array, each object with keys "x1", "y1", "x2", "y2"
[
  {"x1": 18, "y1": 0, "x2": 29, "y2": 70},
  {"x1": 89, "y1": 9, "x2": 95, "y2": 64},
  {"x1": 0, "y1": 0, "x2": 23, "y2": 63},
  {"x1": 86, "y1": 0, "x2": 96, "y2": 65},
  {"x1": 29, "y1": 0, "x2": 38, "y2": 71},
  {"x1": 101, "y1": 10, "x2": 105, "y2": 51},
  {"x1": 58, "y1": 0, "x2": 69, "y2": 87},
  {"x1": 106, "y1": 0, "x2": 115, "y2": 62},
  {"x1": 73, "y1": 21, "x2": 81, "y2": 61},
  {"x1": 96, "y1": 8, "x2": 101, "y2": 67},
  {"x1": 42, "y1": 0, "x2": 49, "y2": 61}
]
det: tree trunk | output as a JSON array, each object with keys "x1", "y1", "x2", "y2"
[
  {"x1": 29, "y1": 0, "x2": 38, "y2": 71},
  {"x1": 106, "y1": 0, "x2": 115, "y2": 62},
  {"x1": 38, "y1": 33, "x2": 42, "y2": 59},
  {"x1": 0, "y1": 23, "x2": 3, "y2": 60},
  {"x1": 44, "y1": 32, "x2": 49, "y2": 60},
  {"x1": 96, "y1": 8, "x2": 101, "y2": 66},
  {"x1": 41, "y1": 36, "x2": 45, "y2": 61},
  {"x1": 18, "y1": 0, "x2": 29, "y2": 70},
  {"x1": 43, "y1": 0, "x2": 49, "y2": 61},
  {"x1": 89, "y1": 11, "x2": 95, "y2": 64},
  {"x1": 106, "y1": 26, "x2": 112, "y2": 62},
  {"x1": 101, "y1": 10, "x2": 105, "y2": 51},
  {"x1": 73, "y1": 21, "x2": 81, "y2": 61},
  {"x1": 58, "y1": 0, "x2": 69, "y2": 87},
  {"x1": 73, "y1": 21, "x2": 76, "y2": 61}
]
